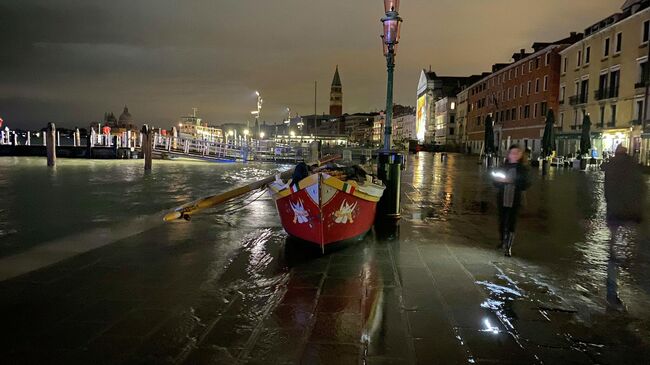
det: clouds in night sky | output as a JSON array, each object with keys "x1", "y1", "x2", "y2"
[{"x1": 0, "y1": 0, "x2": 620, "y2": 129}]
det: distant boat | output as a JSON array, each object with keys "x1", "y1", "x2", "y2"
[{"x1": 268, "y1": 171, "x2": 385, "y2": 248}]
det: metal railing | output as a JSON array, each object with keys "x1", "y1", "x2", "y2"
[
  {"x1": 594, "y1": 86, "x2": 619, "y2": 100},
  {"x1": 569, "y1": 94, "x2": 588, "y2": 106}
]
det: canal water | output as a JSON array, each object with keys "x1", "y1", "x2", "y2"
[{"x1": 0, "y1": 157, "x2": 288, "y2": 259}]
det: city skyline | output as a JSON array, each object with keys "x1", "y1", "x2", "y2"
[{"x1": 1, "y1": 0, "x2": 620, "y2": 129}]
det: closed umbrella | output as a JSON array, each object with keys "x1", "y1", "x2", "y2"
[
  {"x1": 580, "y1": 113, "x2": 592, "y2": 156},
  {"x1": 484, "y1": 114, "x2": 495, "y2": 155},
  {"x1": 541, "y1": 109, "x2": 556, "y2": 158}
]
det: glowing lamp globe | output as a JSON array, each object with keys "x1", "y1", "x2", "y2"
[{"x1": 382, "y1": 16, "x2": 402, "y2": 45}]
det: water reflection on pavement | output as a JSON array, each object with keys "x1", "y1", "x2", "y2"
[{"x1": 1, "y1": 153, "x2": 649, "y2": 364}]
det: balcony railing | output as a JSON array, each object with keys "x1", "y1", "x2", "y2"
[
  {"x1": 635, "y1": 81, "x2": 649, "y2": 89},
  {"x1": 559, "y1": 99, "x2": 565, "y2": 105},
  {"x1": 594, "y1": 87, "x2": 619, "y2": 100},
  {"x1": 569, "y1": 94, "x2": 588, "y2": 106}
]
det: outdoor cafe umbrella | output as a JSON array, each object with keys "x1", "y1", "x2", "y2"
[
  {"x1": 541, "y1": 109, "x2": 556, "y2": 158},
  {"x1": 580, "y1": 113, "x2": 592, "y2": 156},
  {"x1": 484, "y1": 114, "x2": 495, "y2": 155}
]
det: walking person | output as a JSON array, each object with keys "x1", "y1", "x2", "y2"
[
  {"x1": 493, "y1": 144, "x2": 531, "y2": 257},
  {"x1": 600, "y1": 145, "x2": 645, "y2": 223}
]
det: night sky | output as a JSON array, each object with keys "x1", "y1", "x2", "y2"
[{"x1": 1, "y1": 0, "x2": 620, "y2": 129}]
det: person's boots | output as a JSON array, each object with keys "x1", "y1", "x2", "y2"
[
  {"x1": 497, "y1": 232, "x2": 509, "y2": 250},
  {"x1": 504, "y1": 233, "x2": 515, "y2": 257}
]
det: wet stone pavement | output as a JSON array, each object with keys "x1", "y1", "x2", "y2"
[{"x1": 2, "y1": 153, "x2": 650, "y2": 364}]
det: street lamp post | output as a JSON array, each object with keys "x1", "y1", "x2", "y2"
[
  {"x1": 377, "y1": 0, "x2": 404, "y2": 220},
  {"x1": 251, "y1": 91, "x2": 263, "y2": 136},
  {"x1": 381, "y1": 0, "x2": 402, "y2": 151}
]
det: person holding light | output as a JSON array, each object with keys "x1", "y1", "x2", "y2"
[{"x1": 493, "y1": 144, "x2": 531, "y2": 257}]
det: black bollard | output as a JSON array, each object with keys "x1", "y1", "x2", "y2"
[{"x1": 376, "y1": 151, "x2": 404, "y2": 220}]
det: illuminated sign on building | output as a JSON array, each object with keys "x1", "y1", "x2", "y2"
[{"x1": 416, "y1": 95, "x2": 427, "y2": 143}]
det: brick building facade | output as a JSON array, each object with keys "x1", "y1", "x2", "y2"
[{"x1": 465, "y1": 35, "x2": 582, "y2": 156}]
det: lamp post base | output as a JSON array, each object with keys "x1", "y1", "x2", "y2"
[{"x1": 376, "y1": 151, "x2": 404, "y2": 220}]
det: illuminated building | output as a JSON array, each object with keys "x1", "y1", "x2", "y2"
[
  {"x1": 416, "y1": 70, "x2": 482, "y2": 144},
  {"x1": 558, "y1": 0, "x2": 650, "y2": 162}
]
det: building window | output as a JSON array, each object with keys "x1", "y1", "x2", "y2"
[
  {"x1": 585, "y1": 46, "x2": 591, "y2": 64},
  {"x1": 535, "y1": 78, "x2": 540, "y2": 93},
  {"x1": 451, "y1": 102, "x2": 456, "y2": 110},
  {"x1": 507, "y1": 88, "x2": 510, "y2": 100},
  {"x1": 643, "y1": 20, "x2": 650, "y2": 43},
  {"x1": 535, "y1": 57, "x2": 540, "y2": 69},
  {"x1": 545, "y1": 52, "x2": 551, "y2": 66},
  {"x1": 636, "y1": 100, "x2": 644, "y2": 123},
  {"x1": 600, "y1": 105, "x2": 606, "y2": 127},
  {"x1": 615, "y1": 32, "x2": 623, "y2": 53},
  {"x1": 524, "y1": 105, "x2": 530, "y2": 118},
  {"x1": 560, "y1": 85, "x2": 566, "y2": 102},
  {"x1": 604, "y1": 37, "x2": 611, "y2": 57},
  {"x1": 610, "y1": 69, "x2": 620, "y2": 97},
  {"x1": 543, "y1": 75, "x2": 549, "y2": 91},
  {"x1": 638, "y1": 59, "x2": 648, "y2": 86},
  {"x1": 508, "y1": 70, "x2": 512, "y2": 80},
  {"x1": 513, "y1": 85, "x2": 518, "y2": 98},
  {"x1": 533, "y1": 103, "x2": 539, "y2": 118},
  {"x1": 599, "y1": 72, "x2": 608, "y2": 97},
  {"x1": 520, "y1": 83, "x2": 524, "y2": 97},
  {"x1": 577, "y1": 50, "x2": 582, "y2": 67},
  {"x1": 529, "y1": 61, "x2": 533, "y2": 72},
  {"x1": 527, "y1": 81, "x2": 531, "y2": 95},
  {"x1": 521, "y1": 65, "x2": 525, "y2": 75},
  {"x1": 450, "y1": 115, "x2": 455, "y2": 124},
  {"x1": 563, "y1": 57, "x2": 568, "y2": 73},
  {"x1": 512, "y1": 108, "x2": 516, "y2": 120},
  {"x1": 541, "y1": 101, "x2": 548, "y2": 116},
  {"x1": 560, "y1": 112, "x2": 564, "y2": 128},
  {"x1": 449, "y1": 127, "x2": 454, "y2": 136},
  {"x1": 515, "y1": 68, "x2": 518, "y2": 78},
  {"x1": 610, "y1": 104, "x2": 617, "y2": 126}
]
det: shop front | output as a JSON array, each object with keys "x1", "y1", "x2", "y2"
[{"x1": 600, "y1": 128, "x2": 631, "y2": 158}]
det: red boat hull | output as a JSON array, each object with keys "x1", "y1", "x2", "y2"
[{"x1": 270, "y1": 173, "x2": 383, "y2": 247}]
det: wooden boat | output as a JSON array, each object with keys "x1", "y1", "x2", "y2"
[{"x1": 268, "y1": 172, "x2": 385, "y2": 248}]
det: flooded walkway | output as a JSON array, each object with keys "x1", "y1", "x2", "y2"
[{"x1": 1, "y1": 153, "x2": 649, "y2": 364}]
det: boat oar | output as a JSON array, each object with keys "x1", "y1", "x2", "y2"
[{"x1": 162, "y1": 154, "x2": 341, "y2": 222}]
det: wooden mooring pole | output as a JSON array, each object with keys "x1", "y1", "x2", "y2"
[
  {"x1": 142, "y1": 124, "x2": 152, "y2": 171},
  {"x1": 46, "y1": 123, "x2": 56, "y2": 167}
]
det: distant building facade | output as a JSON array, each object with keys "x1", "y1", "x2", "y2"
[
  {"x1": 416, "y1": 70, "x2": 483, "y2": 145},
  {"x1": 457, "y1": 88, "x2": 470, "y2": 152},
  {"x1": 434, "y1": 97, "x2": 458, "y2": 147},
  {"x1": 465, "y1": 33, "x2": 582, "y2": 156},
  {"x1": 558, "y1": 0, "x2": 650, "y2": 163}
]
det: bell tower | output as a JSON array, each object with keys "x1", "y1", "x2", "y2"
[{"x1": 329, "y1": 66, "x2": 343, "y2": 116}]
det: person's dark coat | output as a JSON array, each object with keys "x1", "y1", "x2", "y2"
[
  {"x1": 601, "y1": 154, "x2": 645, "y2": 222},
  {"x1": 494, "y1": 162, "x2": 532, "y2": 209}
]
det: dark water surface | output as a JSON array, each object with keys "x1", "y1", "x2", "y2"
[{"x1": 0, "y1": 157, "x2": 287, "y2": 258}]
